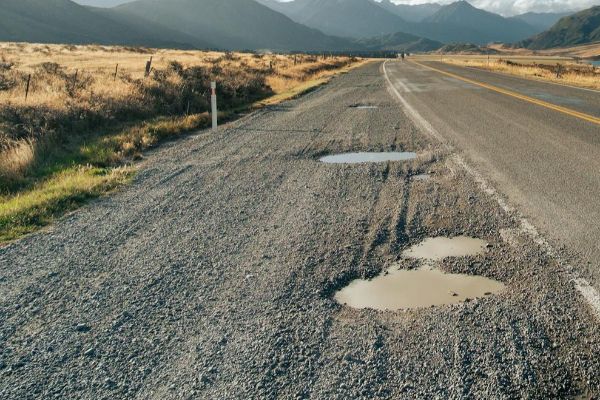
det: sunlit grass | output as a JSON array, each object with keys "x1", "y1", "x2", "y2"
[
  {"x1": 0, "y1": 166, "x2": 133, "y2": 242},
  {"x1": 440, "y1": 57, "x2": 600, "y2": 90},
  {"x1": 0, "y1": 42, "x2": 364, "y2": 242}
]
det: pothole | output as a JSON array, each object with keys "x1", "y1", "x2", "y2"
[
  {"x1": 335, "y1": 267, "x2": 505, "y2": 310},
  {"x1": 402, "y1": 236, "x2": 487, "y2": 260},
  {"x1": 319, "y1": 152, "x2": 417, "y2": 164},
  {"x1": 334, "y1": 236, "x2": 504, "y2": 310},
  {"x1": 349, "y1": 104, "x2": 379, "y2": 109}
]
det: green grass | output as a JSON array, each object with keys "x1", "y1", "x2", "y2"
[
  {"x1": 0, "y1": 166, "x2": 133, "y2": 242},
  {"x1": 0, "y1": 112, "x2": 216, "y2": 243}
]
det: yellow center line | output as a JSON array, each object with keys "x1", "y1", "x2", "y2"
[{"x1": 409, "y1": 60, "x2": 600, "y2": 126}]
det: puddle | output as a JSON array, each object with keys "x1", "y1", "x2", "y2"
[
  {"x1": 402, "y1": 236, "x2": 487, "y2": 260},
  {"x1": 334, "y1": 266, "x2": 505, "y2": 310},
  {"x1": 320, "y1": 152, "x2": 417, "y2": 164},
  {"x1": 350, "y1": 104, "x2": 379, "y2": 109},
  {"x1": 334, "y1": 236, "x2": 503, "y2": 310}
]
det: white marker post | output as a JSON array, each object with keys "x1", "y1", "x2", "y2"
[{"x1": 211, "y1": 81, "x2": 218, "y2": 131}]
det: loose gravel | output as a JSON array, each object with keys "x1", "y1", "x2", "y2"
[{"x1": 0, "y1": 62, "x2": 598, "y2": 399}]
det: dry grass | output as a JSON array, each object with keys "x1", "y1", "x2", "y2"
[
  {"x1": 0, "y1": 43, "x2": 358, "y2": 109},
  {"x1": 0, "y1": 42, "x2": 364, "y2": 242},
  {"x1": 488, "y1": 42, "x2": 600, "y2": 59},
  {"x1": 436, "y1": 56, "x2": 600, "y2": 90},
  {"x1": 0, "y1": 139, "x2": 34, "y2": 181}
]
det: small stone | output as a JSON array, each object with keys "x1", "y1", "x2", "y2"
[
  {"x1": 76, "y1": 324, "x2": 91, "y2": 332},
  {"x1": 449, "y1": 291, "x2": 459, "y2": 297},
  {"x1": 84, "y1": 347, "x2": 95, "y2": 357}
]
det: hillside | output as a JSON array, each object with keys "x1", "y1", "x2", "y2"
[
  {"x1": 356, "y1": 31, "x2": 443, "y2": 52},
  {"x1": 437, "y1": 42, "x2": 500, "y2": 54},
  {"x1": 520, "y1": 6, "x2": 600, "y2": 50},
  {"x1": 420, "y1": 1, "x2": 537, "y2": 44},
  {"x1": 0, "y1": 0, "x2": 202, "y2": 48},
  {"x1": 514, "y1": 11, "x2": 573, "y2": 32},
  {"x1": 257, "y1": 0, "x2": 411, "y2": 39},
  {"x1": 114, "y1": 0, "x2": 359, "y2": 51}
]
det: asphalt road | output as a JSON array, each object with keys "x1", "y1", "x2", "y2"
[
  {"x1": 385, "y1": 60, "x2": 600, "y2": 290},
  {"x1": 1, "y1": 61, "x2": 599, "y2": 399}
]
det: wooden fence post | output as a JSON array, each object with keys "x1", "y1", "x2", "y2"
[
  {"x1": 114, "y1": 63, "x2": 119, "y2": 81},
  {"x1": 25, "y1": 74, "x2": 31, "y2": 100},
  {"x1": 145, "y1": 56, "x2": 153, "y2": 77}
]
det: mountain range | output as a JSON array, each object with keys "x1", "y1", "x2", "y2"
[
  {"x1": 257, "y1": 0, "x2": 411, "y2": 39},
  {"x1": 519, "y1": 6, "x2": 600, "y2": 50},
  {"x1": 376, "y1": 0, "x2": 442, "y2": 22},
  {"x1": 412, "y1": 1, "x2": 538, "y2": 44},
  {"x1": 513, "y1": 11, "x2": 574, "y2": 31},
  {"x1": 0, "y1": 0, "x2": 201, "y2": 48},
  {"x1": 257, "y1": 0, "x2": 543, "y2": 45},
  {"x1": 114, "y1": 0, "x2": 358, "y2": 51},
  {"x1": 0, "y1": 0, "x2": 596, "y2": 53}
]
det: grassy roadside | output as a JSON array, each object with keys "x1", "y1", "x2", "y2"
[
  {"x1": 437, "y1": 57, "x2": 600, "y2": 91},
  {"x1": 0, "y1": 44, "x2": 369, "y2": 243}
]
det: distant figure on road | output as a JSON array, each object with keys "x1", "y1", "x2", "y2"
[{"x1": 401, "y1": 52, "x2": 405, "y2": 61}]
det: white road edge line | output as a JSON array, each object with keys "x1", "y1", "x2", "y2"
[{"x1": 382, "y1": 60, "x2": 600, "y2": 321}]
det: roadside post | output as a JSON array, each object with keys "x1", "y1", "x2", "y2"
[
  {"x1": 24, "y1": 74, "x2": 31, "y2": 100},
  {"x1": 211, "y1": 81, "x2": 218, "y2": 131},
  {"x1": 145, "y1": 56, "x2": 153, "y2": 77}
]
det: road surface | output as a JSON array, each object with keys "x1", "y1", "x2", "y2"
[
  {"x1": 1, "y1": 61, "x2": 598, "y2": 399},
  {"x1": 386, "y1": 60, "x2": 600, "y2": 290}
]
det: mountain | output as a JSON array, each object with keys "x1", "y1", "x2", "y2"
[
  {"x1": 420, "y1": 1, "x2": 537, "y2": 44},
  {"x1": 514, "y1": 11, "x2": 573, "y2": 32},
  {"x1": 114, "y1": 0, "x2": 359, "y2": 51},
  {"x1": 355, "y1": 31, "x2": 443, "y2": 52},
  {"x1": 256, "y1": 0, "x2": 411, "y2": 39},
  {"x1": 259, "y1": 0, "x2": 538, "y2": 45},
  {"x1": 377, "y1": 0, "x2": 442, "y2": 22},
  {"x1": 520, "y1": 6, "x2": 600, "y2": 50},
  {"x1": 0, "y1": 0, "x2": 201, "y2": 48}
]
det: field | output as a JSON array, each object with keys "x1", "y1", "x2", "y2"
[
  {"x1": 488, "y1": 42, "x2": 600, "y2": 59},
  {"x1": 0, "y1": 42, "x2": 364, "y2": 242},
  {"x1": 415, "y1": 52, "x2": 600, "y2": 90}
]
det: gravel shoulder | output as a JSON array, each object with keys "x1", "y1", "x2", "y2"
[{"x1": 1, "y1": 61, "x2": 598, "y2": 399}]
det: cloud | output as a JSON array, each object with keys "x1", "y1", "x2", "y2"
[{"x1": 389, "y1": 0, "x2": 597, "y2": 15}]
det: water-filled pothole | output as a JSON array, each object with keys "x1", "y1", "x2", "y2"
[
  {"x1": 402, "y1": 236, "x2": 487, "y2": 260},
  {"x1": 349, "y1": 104, "x2": 379, "y2": 109},
  {"x1": 334, "y1": 237, "x2": 504, "y2": 310},
  {"x1": 320, "y1": 152, "x2": 417, "y2": 164},
  {"x1": 334, "y1": 267, "x2": 505, "y2": 310}
]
